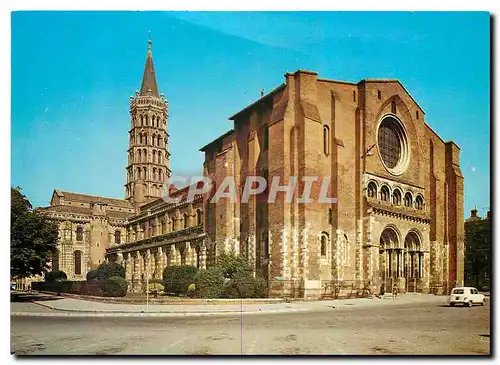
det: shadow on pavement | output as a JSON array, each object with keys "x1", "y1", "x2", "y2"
[{"x1": 10, "y1": 292, "x2": 63, "y2": 302}]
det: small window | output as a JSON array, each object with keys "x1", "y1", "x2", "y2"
[
  {"x1": 115, "y1": 230, "x2": 121, "y2": 245},
  {"x1": 323, "y1": 126, "x2": 330, "y2": 155},
  {"x1": 76, "y1": 226, "x2": 84, "y2": 241},
  {"x1": 416, "y1": 110, "x2": 419, "y2": 119},
  {"x1": 328, "y1": 208, "x2": 333, "y2": 225},
  {"x1": 96, "y1": 242, "x2": 100, "y2": 248},
  {"x1": 320, "y1": 234, "x2": 328, "y2": 256},
  {"x1": 353, "y1": 90, "x2": 356, "y2": 102},
  {"x1": 377, "y1": 90, "x2": 381, "y2": 100},
  {"x1": 391, "y1": 100, "x2": 396, "y2": 114},
  {"x1": 263, "y1": 127, "x2": 269, "y2": 151}
]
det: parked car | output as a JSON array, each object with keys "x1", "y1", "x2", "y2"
[{"x1": 449, "y1": 287, "x2": 485, "y2": 307}]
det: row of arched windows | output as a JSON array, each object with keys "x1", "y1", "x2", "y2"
[
  {"x1": 134, "y1": 166, "x2": 166, "y2": 182},
  {"x1": 136, "y1": 209, "x2": 203, "y2": 240},
  {"x1": 133, "y1": 133, "x2": 164, "y2": 147},
  {"x1": 367, "y1": 181, "x2": 424, "y2": 209},
  {"x1": 130, "y1": 149, "x2": 165, "y2": 164},
  {"x1": 136, "y1": 114, "x2": 162, "y2": 128}
]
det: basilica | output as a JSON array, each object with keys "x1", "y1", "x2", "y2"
[{"x1": 37, "y1": 40, "x2": 465, "y2": 298}]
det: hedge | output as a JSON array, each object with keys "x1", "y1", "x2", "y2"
[
  {"x1": 45, "y1": 270, "x2": 67, "y2": 282},
  {"x1": 96, "y1": 262, "x2": 125, "y2": 281},
  {"x1": 194, "y1": 253, "x2": 267, "y2": 299},
  {"x1": 163, "y1": 265, "x2": 198, "y2": 296},
  {"x1": 195, "y1": 267, "x2": 225, "y2": 298},
  {"x1": 100, "y1": 276, "x2": 127, "y2": 297},
  {"x1": 86, "y1": 269, "x2": 99, "y2": 284}
]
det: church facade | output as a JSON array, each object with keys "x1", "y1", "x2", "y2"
[{"x1": 38, "y1": 40, "x2": 464, "y2": 298}]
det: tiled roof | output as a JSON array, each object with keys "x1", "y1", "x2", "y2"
[{"x1": 54, "y1": 190, "x2": 132, "y2": 209}]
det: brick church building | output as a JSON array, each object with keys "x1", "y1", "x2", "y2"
[{"x1": 37, "y1": 40, "x2": 464, "y2": 298}]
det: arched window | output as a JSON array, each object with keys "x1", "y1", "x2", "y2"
[
  {"x1": 380, "y1": 185, "x2": 390, "y2": 202},
  {"x1": 153, "y1": 151, "x2": 157, "y2": 164},
  {"x1": 74, "y1": 251, "x2": 82, "y2": 275},
  {"x1": 367, "y1": 181, "x2": 377, "y2": 199},
  {"x1": 158, "y1": 151, "x2": 162, "y2": 164},
  {"x1": 196, "y1": 209, "x2": 203, "y2": 226},
  {"x1": 263, "y1": 127, "x2": 269, "y2": 151},
  {"x1": 415, "y1": 195, "x2": 424, "y2": 210},
  {"x1": 113, "y1": 230, "x2": 120, "y2": 244},
  {"x1": 159, "y1": 169, "x2": 163, "y2": 181},
  {"x1": 170, "y1": 219, "x2": 175, "y2": 232},
  {"x1": 157, "y1": 136, "x2": 161, "y2": 146},
  {"x1": 392, "y1": 189, "x2": 402, "y2": 206},
  {"x1": 153, "y1": 167, "x2": 157, "y2": 180},
  {"x1": 143, "y1": 149, "x2": 147, "y2": 162},
  {"x1": 142, "y1": 167, "x2": 147, "y2": 180},
  {"x1": 183, "y1": 213, "x2": 189, "y2": 229},
  {"x1": 320, "y1": 233, "x2": 328, "y2": 256},
  {"x1": 323, "y1": 125, "x2": 330, "y2": 155},
  {"x1": 404, "y1": 192, "x2": 413, "y2": 208},
  {"x1": 141, "y1": 115, "x2": 144, "y2": 126}
]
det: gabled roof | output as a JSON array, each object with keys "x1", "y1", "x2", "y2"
[
  {"x1": 139, "y1": 40, "x2": 159, "y2": 97},
  {"x1": 52, "y1": 190, "x2": 133, "y2": 209}
]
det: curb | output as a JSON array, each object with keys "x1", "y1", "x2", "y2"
[{"x1": 11, "y1": 308, "x2": 309, "y2": 318}]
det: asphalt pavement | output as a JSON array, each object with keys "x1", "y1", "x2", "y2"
[{"x1": 11, "y1": 299, "x2": 490, "y2": 355}]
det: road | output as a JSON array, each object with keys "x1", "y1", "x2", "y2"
[{"x1": 11, "y1": 300, "x2": 490, "y2": 355}]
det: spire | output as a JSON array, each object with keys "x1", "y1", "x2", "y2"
[{"x1": 139, "y1": 34, "x2": 159, "y2": 97}]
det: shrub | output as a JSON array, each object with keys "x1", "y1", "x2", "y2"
[
  {"x1": 86, "y1": 269, "x2": 99, "y2": 284},
  {"x1": 194, "y1": 267, "x2": 225, "y2": 298},
  {"x1": 253, "y1": 276, "x2": 268, "y2": 298},
  {"x1": 147, "y1": 280, "x2": 164, "y2": 294},
  {"x1": 96, "y1": 262, "x2": 125, "y2": 281},
  {"x1": 217, "y1": 253, "x2": 253, "y2": 279},
  {"x1": 187, "y1": 283, "x2": 196, "y2": 298},
  {"x1": 45, "y1": 270, "x2": 67, "y2": 282},
  {"x1": 222, "y1": 270, "x2": 255, "y2": 299},
  {"x1": 163, "y1": 265, "x2": 198, "y2": 296},
  {"x1": 100, "y1": 276, "x2": 127, "y2": 297}
]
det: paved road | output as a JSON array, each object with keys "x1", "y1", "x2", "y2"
[{"x1": 11, "y1": 301, "x2": 490, "y2": 355}]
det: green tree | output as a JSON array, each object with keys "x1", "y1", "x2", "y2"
[
  {"x1": 464, "y1": 219, "x2": 490, "y2": 288},
  {"x1": 11, "y1": 187, "x2": 59, "y2": 279}
]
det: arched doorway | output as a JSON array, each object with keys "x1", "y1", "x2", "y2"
[
  {"x1": 404, "y1": 231, "x2": 423, "y2": 292},
  {"x1": 379, "y1": 227, "x2": 402, "y2": 291}
]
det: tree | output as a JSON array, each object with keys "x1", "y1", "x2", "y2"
[
  {"x1": 11, "y1": 187, "x2": 59, "y2": 279},
  {"x1": 464, "y1": 218, "x2": 490, "y2": 289}
]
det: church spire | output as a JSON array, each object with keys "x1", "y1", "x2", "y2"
[{"x1": 140, "y1": 35, "x2": 160, "y2": 97}]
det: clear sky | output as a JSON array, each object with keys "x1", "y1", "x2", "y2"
[{"x1": 11, "y1": 11, "x2": 490, "y2": 217}]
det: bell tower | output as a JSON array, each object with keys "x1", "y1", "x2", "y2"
[{"x1": 125, "y1": 38, "x2": 171, "y2": 209}]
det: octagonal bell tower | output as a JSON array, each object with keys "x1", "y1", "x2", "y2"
[{"x1": 125, "y1": 39, "x2": 171, "y2": 209}]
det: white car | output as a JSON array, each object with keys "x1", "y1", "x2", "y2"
[{"x1": 449, "y1": 287, "x2": 486, "y2": 307}]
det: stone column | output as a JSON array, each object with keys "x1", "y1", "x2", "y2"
[
  {"x1": 157, "y1": 247, "x2": 164, "y2": 279},
  {"x1": 200, "y1": 241, "x2": 207, "y2": 270},
  {"x1": 145, "y1": 249, "x2": 151, "y2": 280},
  {"x1": 133, "y1": 251, "x2": 140, "y2": 293},
  {"x1": 185, "y1": 242, "x2": 192, "y2": 266},
  {"x1": 125, "y1": 253, "x2": 132, "y2": 282}
]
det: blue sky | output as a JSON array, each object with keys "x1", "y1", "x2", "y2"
[{"x1": 11, "y1": 11, "x2": 490, "y2": 217}]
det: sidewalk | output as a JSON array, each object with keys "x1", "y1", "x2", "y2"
[{"x1": 11, "y1": 293, "x2": 448, "y2": 317}]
